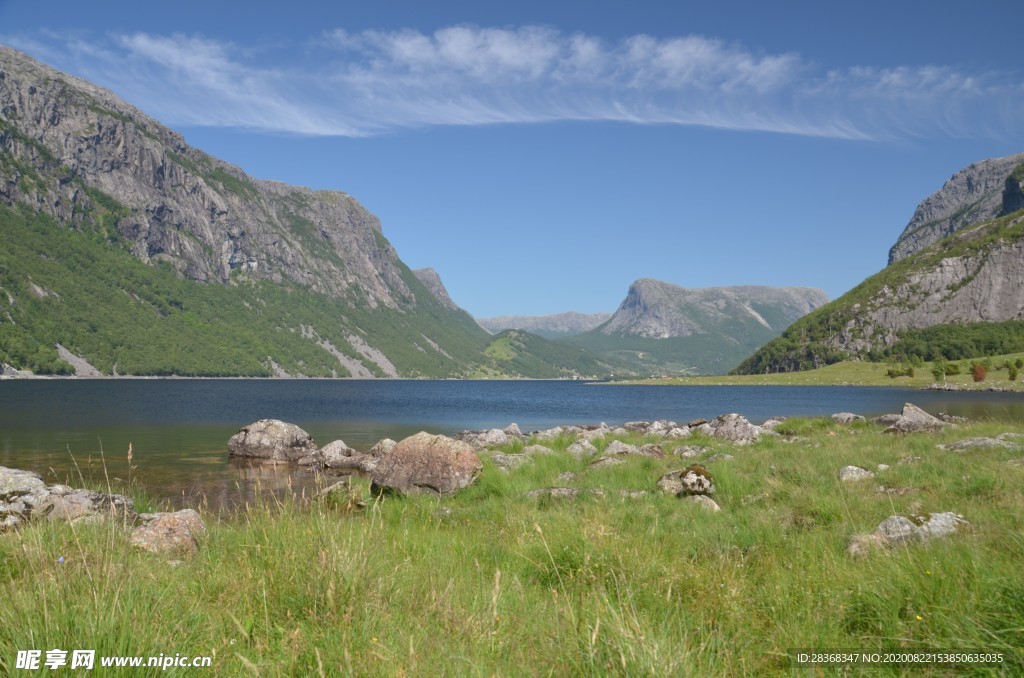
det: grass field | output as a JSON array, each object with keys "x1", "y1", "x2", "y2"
[
  {"x1": 2, "y1": 417, "x2": 1023, "y2": 675},
  {"x1": 622, "y1": 352, "x2": 1024, "y2": 389}
]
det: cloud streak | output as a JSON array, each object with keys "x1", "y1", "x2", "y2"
[{"x1": 5, "y1": 26, "x2": 1022, "y2": 140}]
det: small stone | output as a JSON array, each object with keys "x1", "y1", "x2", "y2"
[
  {"x1": 664, "y1": 427, "x2": 691, "y2": 439},
  {"x1": 683, "y1": 495, "x2": 721, "y2": 511},
  {"x1": 704, "y1": 453, "x2": 734, "y2": 463},
  {"x1": 316, "y1": 478, "x2": 352, "y2": 498},
  {"x1": 526, "y1": 487, "x2": 605, "y2": 500},
  {"x1": 503, "y1": 423, "x2": 523, "y2": 438},
  {"x1": 638, "y1": 444, "x2": 665, "y2": 458},
  {"x1": 604, "y1": 440, "x2": 639, "y2": 456},
  {"x1": 589, "y1": 456, "x2": 626, "y2": 469},
  {"x1": 555, "y1": 471, "x2": 578, "y2": 484},
  {"x1": 839, "y1": 466, "x2": 875, "y2": 482},
  {"x1": 832, "y1": 412, "x2": 866, "y2": 424},
  {"x1": 522, "y1": 444, "x2": 555, "y2": 456},
  {"x1": 846, "y1": 532, "x2": 890, "y2": 558},
  {"x1": 491, "y1": 453, "x2": 531, "y2": 473},
  {"x1": 619, "y1": 490, "x2": 648, "y2": 499},
  {"x1": 937, "y1": 437, "x2": 1020, "y2": 451},
  {"x1": 897, "y1": 456, "x2": 922, "y2": 465},
  {"x1": 672, "y1": 445, "x2": 707, "y2": 459},
  {"x1": 876, "y1": 464, "x2": 890, "y2": 472}
]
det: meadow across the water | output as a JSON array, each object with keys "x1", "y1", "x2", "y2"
[{"x1": 2, "y1": 412, "x2": 1023, "y2": 675}]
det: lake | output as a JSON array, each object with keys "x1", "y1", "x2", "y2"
[{"x1": 2, "y1": 379, "x2": 1022, "y2": 510}]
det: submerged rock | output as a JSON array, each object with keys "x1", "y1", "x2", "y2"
[{"x1": 370, "y1": 432, "x2": 482, "y2": 497}]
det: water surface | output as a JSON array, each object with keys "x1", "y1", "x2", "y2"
[{"x1": 2, "y1": 379, "x2": 1021, "y2": 510}]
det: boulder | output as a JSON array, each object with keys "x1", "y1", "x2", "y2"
[
  {"x1": 604, "y1": 440, "x2": 639, "y2": 456},
  {"x1": 644, "y1": 420, "x2": 675, "y2": 436},
  {"x1": 623, "y1": 421, "x2": 650, "y2": 431},
  {"x1": 555, "y1": 471, "x2": 578, "y2": 484},
  {"x1": 664, "y1": 427, "x2": 692, "y2": 440},
  {"x1": 875, "y1": 512, "x2": 968, "y2": 544},
  {"x1": 37, "y1": 487, "x2": 136, "y2": 524},
  {"x1": 566, "y1": 440, "x2": 598, "y2": 459},
  {"x1": 760, "y1": 417, "x2": 786, "y2": 430},
  {"x1": 370, "y1": 432, "x2": 482, "y2": 496},
  {"x1": 227, "y1": 419, "x2": 321, "y2": 465},
  {"x1": 503, "y1": 423, "x2": 524, "y2": 439},
  {"x1": 688, "y1": 418, "x2": 708, "y2": 428},
  {"x1": 672, "y1": 445, "x2": 707, "y2": 459},
  {"x1": 832, "y1": 412, "x2": 866, "y2": 424},
  {"x1": 490, "y1": 453, "x2": 531, "y2": 473},
  {"x1": 638, "y1": 444, "x2": 665, "y2": 458},
  {"x1": 704, "y1": 453, "x2": 734, "y2": 463},
  {"x1": 657, "y1": 465, "x2": 715, "y2": 497},
  {"x1": 0, "y1": 466, "x2": 50, "y2": 527},
  {"x1": 872, "y1": 413, "x2": 903, "y2": 426},
  {"x1": 708, "y1": 414, "x2": 761, "y2": 443},
  {"x1": 533, "y1": 426, "x2": 567, "y2": 441},
  {"x1": 839, "y1": 466, "x2": 875, "y2": 482},
  {"x1": 883, "y1": 403, "x2": 946, "y2": 434},
  {"x1": 521, "y1": 444, "x2": 555, "y2": 456},
  {"x1": 321, "y1": 440, "x2": 366, "y2": 469},
  {"x1": 460, "y1": 428, "x2": 509, "y2": 450},
  {"x1": 589, "y1": 456, "x2": 626, "y2": 469},
  {"x1": 130, "y1": 509, "x2": 206, "y2": 557},
  {"x1": 369, "y1": 438, "x2": 398, "y2": 457}
]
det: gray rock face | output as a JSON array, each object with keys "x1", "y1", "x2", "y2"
[
  {"x1": 370, "y1": 432, "x2": 482, "y2": 496},
  {"x1": 0, "y1": 46, "x2": 420, "y2": 310},
  {"x1": 889, "y1": 152, "x2": 1024, "y2": 264},
  {"x1": 228, "y1": 420, "x2": 322, "y2": 465},
  {"x1": 476, "y1": 312, "x2": 612, "y2": 338},
  {"x1": 412, "y1": 268, "x2": 460, "y2": 311}
]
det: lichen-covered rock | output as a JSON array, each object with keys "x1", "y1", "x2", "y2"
[
  {"x1": 873, "y1": 413, "x2": 903, "y2": 426},
  {"x1": 526, "y1": 487, "x2": 605, "y2": 500},
  {"x1": 369, "y1": 439, "x2": 398, "y2": 457},
  {"x1": 566, "y1": 440, "x2": 598, "y2": 460},
  {"x1": 228, "y1": 419, "x2": 321, "y2": 465},
  {"x1": 503, "y1": 423, "x2": 524, "y2": 438},
  {"x1": 839, "y1": 466, "x2": 875, "y2": 482},
  {"x1": 555, "y1": 471, "x2": 578, "y2": 484},
  {"x1": 460, "y1": 428, "x2": 509, "y2": 450},
  {"x1": 657, "y1": 465, "x2": 715, "y2": 497},
  {"x1": 832, "y1": 412, "x2": 865, "y2": 424},
  {"x1": 589, "y1": 456, "x2": 626, "y2": 469},
  {"x1": 370, "y1": 432, "x2": 482, "y2": 497},
  {"x1": 708, "y1": 413, "x2": 761, "y2": 443},
  {"x1": 0, "y1": 466, "x2": 50, "y2": 527},
  {"x1": 884, "y1": 403, "x2": 946, "y2": 435},
  {"x1": 37, "y1": 487, "x2": 136, "y2": 524},
  {"x1": 664, "y1": 427, "x2": 691, "y2": 440},
  {"x1": 673, "y1": 445, "x2": 707, "y2": 459},
  {"x1": 638, "y1": 444, "x2": 665, "y2": 458},
  {"x1": 875, "y1": 512, "x2": 968, "y2": 544},
  {"x1": 522, "y1": 444, "x2": 555, "y2": 456},
  {"x1": 321, "y1": 440, "x2": 364, "y2": 468},
  {"x1": 130, "y1": 509, "x2": 206, "y2": 557},
  {"x1": 704, "y1": 453, "x2": 734, "y2": 463}
]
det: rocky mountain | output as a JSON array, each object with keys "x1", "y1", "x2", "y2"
[
  {"x1": 566, "y1": 280, "x2": 828, "y2": 374},
  {"x1": 476, "y1": 312, "x2": 612, "y2": 338},
  {"x1": 736, "y1": 154, "x2": 1024, "y2": 374},
  {"x1": 412, "y1": 268, "x2": 460, "y2": 311},
  {"x1": 888, "y1": 152, "x2": 1024, "y2": 264},
  {"x1": 0, "y1": 45, "x2": 608, "y2": 379}
]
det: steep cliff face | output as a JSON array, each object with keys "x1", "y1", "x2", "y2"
[
  {"x1": 0, "y1": 45, "x2": 411, "y2": 309},
  {"x1": 412, "y1": 268, "x2": 459, "y2": 311},
  {"x1": 736, "y1": 195, "x2": 1024, "y2": 374},
  {"x1": 476, "y1": 311, "x2": 612, "y2": 338},
  {"x1": 565, "y1": 279, "x2": 828, "y2": 374},
  {"x1": 888, "y1": 152, "x2": 1024, "y2": 264}
]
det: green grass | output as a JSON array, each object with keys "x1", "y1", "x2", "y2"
[
  {"x1": 2, "y1": 418, "x2": 1022, "y2": 674},
  {"x1": 623, "y1": 352, "x2": 1024, "y2": 388}
]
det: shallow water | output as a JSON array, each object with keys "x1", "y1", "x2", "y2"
[{"x1": 2, "y1": 379, "x2": 1021, "y2": 510}]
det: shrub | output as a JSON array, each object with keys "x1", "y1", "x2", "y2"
[
  {"x1": 972, "y1": 363, "x2": 987, "y2": 382},
  {"x1": 944, "y1": 363, "x2": 961, "y2": 376},
  {"x1": 930, "y1": 365, "x2": 944, "y2": 381},
  {"x1": 1016, "y1": 358, "x2": 1023, "y2": 369},
  {"x1": 1010, "y1": 366, "x2": 1019, "y2": 381}
]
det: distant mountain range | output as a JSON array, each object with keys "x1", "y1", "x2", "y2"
[
  {"x1": 737, "y1": 152, "x2": 1024, "y2": 374},
  {"x1": 476, "y1": 312, "x2": 612, "y2": 338}
]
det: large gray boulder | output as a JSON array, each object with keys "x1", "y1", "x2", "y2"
[
  {"x1": 1, "y1": 466, "x2": 51, "y2": 529},
  {"x1": 370, "y1": 432, "x2": 482, "y2": 496},
  {"x1": 321, "y1": 439, "x2": 376, "y2": 471},
  {"x1": 228, "y1": 419, "x2": 322, "y2": 465},
  {"x1": 708, "y1": 413, "x2": 761, "y2": 444},
  {"x1": 1, "y1": 467, "x2": 136, "y2": 530},
  {"x1": 883, "y1": 403, "x2": 946, "y2": 435},
  {"x1": 875, "y1": 512, "x2": 968, "y2": 543},
  {"x1": 657, "y1": 465, "x2": 715, "y2": 497}
]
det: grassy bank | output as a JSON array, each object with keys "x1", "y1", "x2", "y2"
[
  {"x1": 2, "y1": 418, "x2": 1023, "y2": 675},
  {"x1": 621, "y1": 352, "x2": 1024, "y2": 388}
]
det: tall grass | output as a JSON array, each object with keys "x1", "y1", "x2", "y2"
[{"x1": 1, "y1": 419, "x2": 1022, "y2": 674}]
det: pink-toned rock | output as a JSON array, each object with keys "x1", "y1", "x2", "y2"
[
  {"x1": 370, "y1": 432, "x2": 482, "y2": 496},
  {"x1": 130, "y1": 509, "x2": 206, "y2": 556}
]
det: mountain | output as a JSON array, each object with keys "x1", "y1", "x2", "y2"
[
  {"x1": 476, "y1": 312, "x2": 612, "y2": 338},
  {"x1": 566, "y1": 279, "x2": 828, "y2": 374},
  {"x1": 888, "y1": 152, "x2": 1024, "y2": 264},
  {"x1": 0, "y1": 45, "x2": 607, "y2": 379},
  {"x1": 412, "y1": 268, "x2": 460, "y2": 311},
  {"x1": 735, "y1": 154, "x2": 1024, "y2": 374}
]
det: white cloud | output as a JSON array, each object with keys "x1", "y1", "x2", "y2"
[{"x1": 4, "y1": 25, "x2": 1021, "y2": 141}]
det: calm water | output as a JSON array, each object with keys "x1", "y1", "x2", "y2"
[{"x1": 2, "y1": 379, "x2": 1022, "y2": 510}]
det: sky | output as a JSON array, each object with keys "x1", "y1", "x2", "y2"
[{"x1": 2, "y1": 0, "x2": 1023, "y2": 318}]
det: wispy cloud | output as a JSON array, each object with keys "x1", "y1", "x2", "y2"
[{"x1": 4, "y1": 26, "x2": 1022, "y2": 140}]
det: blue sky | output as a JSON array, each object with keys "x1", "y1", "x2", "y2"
[{"x1": 2, "y1": 0, "x2": 1023, "y2": 317}]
